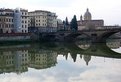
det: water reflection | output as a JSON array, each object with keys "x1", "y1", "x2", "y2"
[
  {"x1": 0, "y1": 45, "x2": 58, "y2": 74},
  {"x1": 0, "y1": 38, "x2": 121, "y2": 75}
]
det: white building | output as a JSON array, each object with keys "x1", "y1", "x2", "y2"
[{"x1": 14, "y1": 8, "x2": 29, "y2": 33}]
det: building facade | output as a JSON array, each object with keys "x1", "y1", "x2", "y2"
[
  {"x1": 28, "y1": 10, "x2": 57, "y2": 32},
  {"x1": 0, "y1": 9, "x2": 14, "y2": 33},
  {"x1": 78, "y1": 8, "x2": 104, "y2": 30},
  {"x1": 14, "y1": 9, "x2": 29, "y2": 33},
  {"x1": 0, "y1": 8, "x2": 29, "y2": 33}
]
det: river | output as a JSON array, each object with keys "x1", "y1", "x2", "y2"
[{"x1": 0, "y1": 38, "x2": 121, "y2": 82}]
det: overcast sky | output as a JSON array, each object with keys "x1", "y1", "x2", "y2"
[{"x1": 0, "y1": 0, "x2": 121, "y2": 25}]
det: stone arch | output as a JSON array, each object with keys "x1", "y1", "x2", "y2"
[
  {"x1": 64, "y1": 32, "x2": 91, "y2": 42},
  {"x1": 98, "y1": 31, "x2": 121, "y2": 42}
]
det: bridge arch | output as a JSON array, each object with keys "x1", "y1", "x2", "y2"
[
  {"x1": 64, "y1": 32, "x2": 91, "y2": 42},
  {"x1": 98, "y1": 31, "x2": 121, "y2": 42}
]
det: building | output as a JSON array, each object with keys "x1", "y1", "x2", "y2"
[
  {"x1": 28, "y1": 10, "x2": 57, "y2": 32},
  {"x1": 0, "y1": 8, "x2": 29, "y2": 33},
  {"x1": 0, "y1": 8, "x2": 58, "y2": 33},
  {"x1": 14, "y1": 8, "x2": 29, "y2": 33},
  {"x1": 57, "y1": 19, "x2": 64, "y2": 30},
  {"x1": 78, "y1": 8, "x2": 104, "y2": 30},
  {"x1": 0, "y1": 8, "x2": 14, "y2": 33}
]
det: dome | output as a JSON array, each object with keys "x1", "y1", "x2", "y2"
[
  {"x1": 57, "y1": 19, "x2": 63, "y2": 24},
  {"x1": 84, "y1": 8, "x2": 92, "y2": 20},
  {"x1": 83, "y1": 55, "x2": 91, "y2": 65}
]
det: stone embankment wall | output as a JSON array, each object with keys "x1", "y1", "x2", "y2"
[{"x1": 0, "y1": 33, "x2": 30, "y2": 41}]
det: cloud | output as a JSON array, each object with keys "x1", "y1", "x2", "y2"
[{"x1": 0, "y1": 0, "x2": 121, "y2": 24}]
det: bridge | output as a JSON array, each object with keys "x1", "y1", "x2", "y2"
[{"x1": 38, "y1": 26, "x2": 121, "y2": 42}]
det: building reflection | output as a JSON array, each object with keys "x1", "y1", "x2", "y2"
[
  {"x1": 75, "y1": 39, "x2": 91, "y2": 50},
  {"x1": 0, "y1": 38, "x2": 121, "y2": 74},
  {"x1": 106, "y1": 38, "x2": 121, "y2": 49},
  {"x1": 63, "y1": 38, "x2": 121, "y2": 65},
  {"x1": 0, "y1": 48, "x2": 58, "y2": 74},
  {"x1": 63, "y1": 54, "x2": 91, "y2": 66},
  {"x1": 76, "y1": 38, "x2": 121, "y2": 50},
  {"x1": 83, "y1": 55, "x2": 91, "y2": 65},
  {"x1": 29, "y1": 49, "x2": 57, "y2": 69},
  {"x1": 0, "y1": 50, "x2": 28, "y2": 74}
]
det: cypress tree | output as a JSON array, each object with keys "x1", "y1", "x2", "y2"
[
  {"x1": 65, "y1": 17, "x2": 69, "y2": 26},
  {"x1": 73, "y1": 15, "x2": 78, "y2": 31},
  {"x1": 70, "y1": 15, "x2": 78, "y2": 31}
]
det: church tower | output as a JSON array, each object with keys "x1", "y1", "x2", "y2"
[{"x1": 84, "y1": 8, "x2": 92, "y2": 20}]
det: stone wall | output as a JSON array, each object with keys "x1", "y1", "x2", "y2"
[{"x1": 0, "y1": 33, "x2": 30, "y2": 41}]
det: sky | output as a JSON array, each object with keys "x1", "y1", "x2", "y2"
[
  {"x1": 0, "y1": 56, "x2": 121, "y2": 82},
  {"x1": 0, "y1": 0, "x2": 121, "y2": 25}
]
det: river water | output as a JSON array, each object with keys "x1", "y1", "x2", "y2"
[{"x1": 0, "y1": 38, "x2": 121, "y2": 82}]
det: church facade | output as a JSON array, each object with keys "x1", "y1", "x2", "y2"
[{"x1": 78, "y1": 8, "x2": 104, "y2": 30}]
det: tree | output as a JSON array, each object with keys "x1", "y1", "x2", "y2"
[
  {"x1": 65, "y1": 17, "x2": 69, "y2": 26},
  {"x1": 70, "y1": 15, "x2": 78, "y2": 31},
  {"x1": 63, "y1": 20, "x2": 66, "y2": 30},
  {"x1": 70, "y1": 18, "x2": 74, "y2": 30},
  {"x1": 65, "y1": 17, "x2": 69, "y2": 30}
]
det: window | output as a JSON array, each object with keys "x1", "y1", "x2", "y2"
[
  {"x1": 22, "y1": 20, "x2": 24, "y2": 23},
  {"x1": 12, "y1": 24, "x2": 14, "y2": 27},
  {"x1": 6, "y1": 24, "x2": 8, "y2": 28},
  {"x1": 25, "y1": 25, "x2": 27, "y2": 28}
]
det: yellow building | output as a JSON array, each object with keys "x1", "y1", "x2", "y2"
[{"x1": 28, "y1": 10, "x2": 57, "y2": 32}]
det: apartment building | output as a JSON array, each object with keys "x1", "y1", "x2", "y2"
[
  {"x1": 28, "y1": 10, "x2": 57, "y2": 32},
  {"x1": 0, "y1": 9, "x2": 14, "y2": 33},
  {"x1": 0, "y1": 8, "x2": 58, "y2": 33},
  {"x1": 0, "y1": 8, "x2": 29, "y2": 33}
]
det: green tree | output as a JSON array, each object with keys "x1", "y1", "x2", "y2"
[
  {"x1": 63, "y1": 20, "x2": 66, "y2": 30},
  {"x1": 70, "y1": 15, "x2": 78, "y2": 31},
  {"x1": 65, "y1": 17, "x2": 69, "y2": 26},
  {"x1": 65, "y1": 17, "x2": 69, "y2": 30}
]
